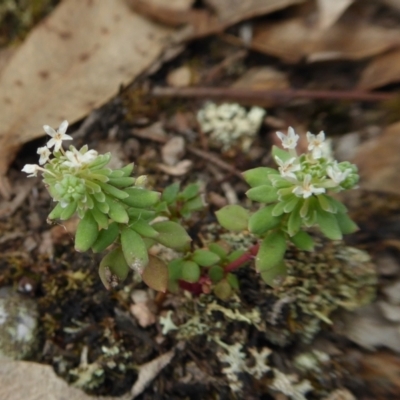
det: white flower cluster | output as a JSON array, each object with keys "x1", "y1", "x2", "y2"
[
  {"x1": 197, "y1": 102, "x2": 266, "y2": 151},
  {"x1": 274, "y1": 127, "x2": 354, "y2": 199},
  {"x1": 22, "y1": 121, "x2": 98, "y2": 177}
]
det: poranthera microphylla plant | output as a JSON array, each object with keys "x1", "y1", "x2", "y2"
[{"x1": 23, "y1": 117, "x2": 359, "y2": 298}]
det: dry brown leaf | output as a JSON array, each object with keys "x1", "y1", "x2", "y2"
[
  {"x1": 232, "y1": 67, "x2": 289, "y2": 107},
  {"x1": 131, "y1": 350, "x2": 175, "y2": 398},
  {"x1": 336, "y1": 305, "x2": 400, "y2": 352},
  {"x1": 360, "y1": 352, "x2": 400, "y2": 398},
  {"x1": 0, "y1": 360, "x2": 129, "y2": 400},
  {"x1": 352, "y1": 122, "x2": 400, "y2": 195},
  {"x1": 317, "y1": 0, "x2": 354, "y2": 30},
  {"x1": 157, "y1": 159, "x2": 193, "y2": 176},
  {"x1": 358, "y1": 49, "x2": 400, "y2": 89},
  {"x1": 166, "y1": 66, "x2": 193, "y2": 87},
  {"x1": 204, "y1": 0, "x2": 306, "y2": 23},
  {"x1": 380, "y1": 0, "x2": 400, "y2": 11},
  {"x1": 0, "y1": 0, "x2": 173, "y2": 197},
  {"x1": 251, "y1": 10, "x2": 400, "y2": 63},
  {"x1": 161, "y1": 136, "x2": 186, "y2": 165}
]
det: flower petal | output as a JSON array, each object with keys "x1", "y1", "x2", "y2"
[
  {"x1": 58, "y1": 120, "x2": 69, "y2": 134},
  {"x1": 43, "y1": 125, "x2": 56, "y2": 137}
]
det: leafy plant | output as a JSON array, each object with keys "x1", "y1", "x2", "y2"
[{"x1": 23, "y1": 121, "x2": 359, "y2": 297}]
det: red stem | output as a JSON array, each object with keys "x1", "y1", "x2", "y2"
[{"x1": 224, "y1": 243, "x2": 259, "y2": 273}]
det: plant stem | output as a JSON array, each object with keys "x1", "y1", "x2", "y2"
[{"x1": 224, "y1": 243, "x2": 259, "y2": 273}]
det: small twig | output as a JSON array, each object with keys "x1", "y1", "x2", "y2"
[
  {"x1": 224, "y1": 243, "x2": 259, "y2": 273},
  {"x1": 187, "y1": 145, "x2": 243, "y2": 179},
  {"x1": 152, "y1": 86, "x2": 395, "y2": 104}
]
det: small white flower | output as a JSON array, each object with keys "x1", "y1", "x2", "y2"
[
  {"x1": 327, "y1": 163, "x2": 351, "y2": 185},
  {"x1": 275, "y1": 156, "x2": 301, "y2": 179},
  {"x1": 306, "y1": 131, "x2": 325, "y2": 159},
  {"x1": 276, "y1": 127, "x2": 299, "y2": 149},
  {"x1": 292, "y1": 174, "x2": 325, "y2": 199},
  {"x1": 37, "y1": 146, "x2": 51, "y2": 165},
  {"x1": 44, "y1": 120, "x2": 72, "y2": 152},
  {"x1": 63, "y1": 147, "x2": 98, "y2": 168},
  {"x1": 21, "y1": 164, "x2": 39, "y2": 177}
]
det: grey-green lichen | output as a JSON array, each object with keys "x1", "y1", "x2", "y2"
[
  {"x1": 0, "y1": 287, "x2": 39, "y2": 359},
  {"x1": 263, "y1": 237, "x2": 377, "y2": 344}
]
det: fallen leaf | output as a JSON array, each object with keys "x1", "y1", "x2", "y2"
[
  {"x1": 381, "y1": 0, "x2": 400, "y2": 11},
  {"x1": 317, "y1": 0, "x2": 354, "y2": 30},
  {"x1": 0, "y1": 360, "x2": 128, "y2": 400},
  {"x1": 232, "y1": 67, "x2": 289, "y2": 107},
  {"x1": 352, "y1": 122, "x2": 400, "y2": 195},
  {"x1": 232, "y1": 67, "x2": 289, "y2": 91},
  {"x1": 166, "y1": 66, "x2": 193, "y2": 87},
  {"x1": 335, "y1": 305, "x2": 400, "y2": 352},
  {"x1": 130, "y1": 303, "x2": 157, "y2": 327},
  {"x1": 131, "y1": 350, "x2": 175, "y2": 398},
  {"x1": 358, "y1": 49, "x2": 400, "y2": 89},
  {"x1": 204, "y1": 0, "x2": 306, "y2": 23},
  {"x1": 360, "y1": 352, "x2": 400, "y2": 398},
  {"x1": 250, "y1": 8, "x2": 400, "y2": 63},
  {"x1": 157, "y1": 159, "x2": 193, "y2": 176},
  {"x1": 0, "y1": 0, "x2": 173, "y2": 197},
  {"x1": 161, "y1": 136, "x2": 186, "y2": 165}
]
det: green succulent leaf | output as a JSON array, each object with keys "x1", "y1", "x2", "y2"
[
  {"x1": 105, "y1": 197, "x2": 129, "y2": 224},
  {"x1": 213, "y1": 279, "x2": 232, "y2": 300},
  {"x1": 168, "y1": 258, "x2": 185, "y2": 281},
  {"x1": 272, "y1": 145, "x2": 292, "y2": 162},
  {"x1": 208, "y1": 243, "x2": 228, "y2": 259},
  {"x1": 60, "y1": 201, "x2": 77, "y2": 220},
  {"x1": 97, "y1": 182, "x2": 129, "y2": 200},
  {"x1": 246, "y1": 185, "x2": 279, "y2": 203},
  {"x1": 142, "y1": 255, "x2": 168, "y2": 292},
  {"x1": 287, "y1": 206, "x2": 302, "y2": 237},
  {"x1": 336, "y1": 212, "x2": 359, "y2": 234},
  {"x1": 91, "y1": 222, "x2": 119, "y2": 253},
  {"x1": 256, "y1": 231, "x2": 287, "y2": 273},
  {"x1": 215, "y1": 205, "x2": 249, "y2": 232},
  {"x1": 209, "y1": 265, "x2": 224, "y2": 282},
  {"x1": 130, "y1": 220, "x2": 159, "y2": 239},
  {"x1": 90, "y1": 207, "x2": 109, "y2": 230},
  {"x1": 180, "y1": 183, "x2": 200, "y2": 201},
  {"x1": 317, "y1": 194, "x2": 336, "y2": 213},
  {"x1": 87, "y1": 153, "x2": 110, "y2": 169},
  {"x1": 121, "y1": 227, "x2": 149, "y2": 273},
  {"x1": 121, "y1": 163, "x2": 135, "y2": 176},
  {"x1": 152, "y1": 221, "x2": 192, "y2": 250},
  {"x1": 108, "y1": 177, "x2": 135, "y2": 188},
  {"x1": 290, "y1": 230, "x2": 314, "y2": 251},
  {"x1": 182, "y1": 195, "x2": 205, "y2": 213},
  {"x1": 242, "y1": 167, "x2": 278, "y2": 187},
  {"x1": 48, "y1": 203, "x2": 64, "y2": 220},
  {"x1": 98, "y1": 247, "x2": 129, "y2": 290},
  {"x1": 226, "y1": 249, "x2": 245, "y2": 263},
  {"x1": 192, "y1": 249, "x2": 220, "y2": 267},
  {"x1": 226, "y1": 273, "x2": 239, "y2": 290},
  {"x1": 326, "y1": 195, "x2": 347, "y2": 213},
  {"x1": 180, "y1": 261, "x2": 200, "y2": 283},
  {"x1": 272, "y1": 201, "x2": 286, "y2": 217},
  {"x1": 75, "y1": 211, "x2": 99, "y2": 252},
  {"x1": 316, "y1": 209, "x2": 342, "y2": 240},
  {"x1": 122, "y1": 187, "x2": 160, "y2": 208},
  {"x1": 127, "y1": 207, "x2": 155, "y2": 221},
  {"x1": 249, "y1": 205, "x2": 282, "y2": 235},
  {"x1": 161, "y1": 182, "x2": 180, "y2": 204},
  {"x1": 260, "y1": 260, "x2": 287, "y2": 287}
]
